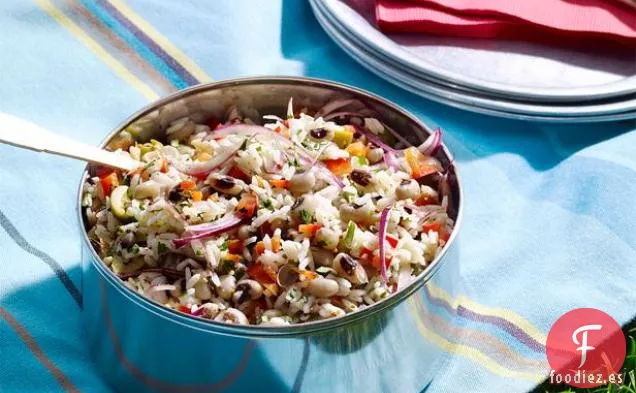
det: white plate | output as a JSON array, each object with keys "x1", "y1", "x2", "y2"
[
  {"x1": 319, "y1": 0, "x2": 636, "y2": 103},
  {"x1": 311, "y1": 0, "x2": 636, "y2": 122}
]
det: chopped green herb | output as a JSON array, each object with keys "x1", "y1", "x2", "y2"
[
  {"x1": 286, "y1": 287, "x2": 299, "y2": 302},
  {"x1": 256, "y1": 145, "x2": 262, "y2": 152},
  {"x1": 240, "y1": 138, "x2": 248, "y2": 150},
  {"x1": 260, "y1": 199, "x2": 274, "y2": 210},
  {"x1": 342, "y1": 192, "x2": 356, "y2": 204},
  {"x1": 357, "y1": 156, "x2": 369, "y2": 166},
  {"x1": 218, "y1": 259, "x2": 235, "y2": 275},
  {"x1": 157, "y1": 242, "x2": 168, "y2": 254},
  {"x1": 219, "y1": 239, "x2": 229, "y2": 251},
  {"x1": 316, "y1": 240, "x2": 328, "y2": 248},
  {"x1": 131, "y1": 244, "x2": 140, "y2": 254},
  {"x1": 142, "y1": 160, "x2": 155, "y2": 171},
  {"x1": 234, "y1": 268, "x2": 246, "y2": 280},
  {"x1": 299, "y1": 209, "x2": 313, "y2": 224}
]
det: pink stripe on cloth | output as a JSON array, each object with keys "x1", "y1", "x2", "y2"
[{"x1": 376, "y1": 0, "x2": 636, "y2": 44}]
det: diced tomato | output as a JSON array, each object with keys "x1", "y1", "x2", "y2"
[
  {"x1": 298, "y1": 223, "x2": 322, "y2": 237},
  {"x1": 191, "y1": 172, "x2": 209, "y2": 182},
  {"x1": 404, "y1": 147, "x2": 440, "y2": 179},
  {"x1": 160, "y1": 159, "x2": 169, "y2": 173},
  {"x1": 235, "y1": 193, "x2": 258, "y2": 219},
  {"x1": 270, "y1": 179, "x2": 289, "y2": 189},
  {"x1": 254, "y1": 241, "x2": 265, "y2": 256},
  {"x1": 207, "y1": 116, "x2": 220, "y2": 130},
  {"x1": 422, "y1": 221, "x2": 442, "y2": 234},
  {"x1": 386, "y1": 235, "x2": 399, "y2": 248},
  {"x1": 228, "y1": 166, "x2": 251, "y2": 183},
  {"x1": 359, "y1": 247, "x2": 373, "y2": 262},
  {"x1": 99, "y1": 172, "x2": 119, "y2": 197},
  {"x1": 271, "y1": 236, "x2": 281, "y2": 253},
  {"x1": 95, "y1": 166, "x2": 113, "y2": 178},
  {"x1": 178, "y1": 305, "x2": 192, "y2": 314},
  {"x1": 345, "y1": 142, "x2": 368, "y2": 157},
  {"x1": 179, "y1": 180, "x2": 197, "y2": 191},
  {"x1": 190, "y1": 191, "x2": 203, "y2": 201},
  {"x1": 259, "y1": 221, "x2": 274, "y2": 237},
  {"x1": 228, "y1": 239, "x2": 243, "y2": 254},
  {"x1": 224, "y1": 254, "x2": 242, "y2": 264},
  {"x1": 422, "y1": 221, "x2": 450, "y2": 242},
  {"x1": 415, "y1": 193, "x2": 437, "y2": 206},
  {"x1": 372, "y1": 255, "x2": 392, "y2": 270},
  {"x1": 323, "y1": 158, "x2": 352, "y2": 176},
  {"x1": 330, "y1": 295, "x2": 344, "y2": 307},
  {"x1": 247, "y1": 263, "x2": 277, "y2": 285}
]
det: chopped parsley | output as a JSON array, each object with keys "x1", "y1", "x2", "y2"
[
  {"x1": 356, "y1": 156, "x2": 369, "y2": 166},
  {"x1": 256, "y1": 145, "x2": 262, "y2": 152},
  {"x1": 239, "y1": 139, "x2": 248, "y2": 150},
  {"x1": 157, "y1": 242, "x2": 168, "y2": 254},
  {"x1": 299, "y1": 209, "x2": 313, "y2": 224},
  {"x1": 316, "y1": 240, "x2": 328, "y2": 248},
  {"x1": 218, "y1": 259, "x2": 235, "y2": 275},
  {"x1": 234, "y1": 268, "x2": 246, "y2": 280},
  {"x1": 260, "y1": 199, "x2": 274, "y2": 211},
  {"x1": 131, "y1": 244, "x2": 140, "y2": 254},
  {"x1": 219, "y1": 239, "x2": 229, "y2": 251},
  {"x1": 342, "y1": 191, "x2": 356, "y2": 204}
]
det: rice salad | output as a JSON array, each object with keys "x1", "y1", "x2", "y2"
[{"x1": 83, "y1": 99, "x2": 455, "y2": 326}]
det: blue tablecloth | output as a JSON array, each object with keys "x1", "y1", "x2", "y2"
[{"x1": 0, "y1": 1, "x2": 634, "y2": 392}]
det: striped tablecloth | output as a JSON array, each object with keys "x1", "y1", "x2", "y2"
[{"x1": 0, "y1": 1, "x2": 634, "y2": 392}]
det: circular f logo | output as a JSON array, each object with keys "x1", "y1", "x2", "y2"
[
  {"x1": 547, "y1": 308, "x2": 626, "y2": 388},
  {"x1": 572, "y1": 324, "x2": 602, "y2": 368}
]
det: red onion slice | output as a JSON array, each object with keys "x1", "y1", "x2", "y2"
[
  {"x1": 117, "y1": 268, "x2": 183, "y2": 280},
  {"x1": 417, "y1": 128, "x2": 442, "y2": 156},
  {"x1": 173, "y1": 215, "x2": 243, "y2": 248},
  {"x1": 378, "y1": 206, "x2": 392, "y2": 286},
  {"x1": 315, "y1": 98, "x2": 360, "y2": 117}
]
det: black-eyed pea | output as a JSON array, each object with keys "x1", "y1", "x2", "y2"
[
  {"x1": 218, "y1": 275, "x2": 236, "y2": 300},
  {"x1": 307, "y1": 277, "x2": 339, "y2": 298},
  {"x1": 289, "y1": 171, "x2": 316, "y2": 195},
  {"x1": 214, "y1": 308, "x2": 249, "y2": 325},
  {"x1": 333, "y1": 253, "x2": 369, "y2": 285}
]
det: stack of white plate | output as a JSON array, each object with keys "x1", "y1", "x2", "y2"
[{"x1": 310, "y1": 0, "x2": 636, "y2": 122}]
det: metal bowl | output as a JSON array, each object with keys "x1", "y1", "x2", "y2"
[{"x1": 78, "y1": 77, "x2": 463, "y2": 393}]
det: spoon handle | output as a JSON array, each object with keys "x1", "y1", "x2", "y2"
[{"x1": 0, "y1": 113, "x2": 139, "y2": 172}]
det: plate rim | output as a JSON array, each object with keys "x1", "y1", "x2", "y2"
[{"x1": 320, "y1": 0, "x2": 636, "y2": 102}]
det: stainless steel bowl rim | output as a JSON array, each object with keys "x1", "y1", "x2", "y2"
[{"x1": 76, "y1": 76, "x2": 464, "y2": 338}]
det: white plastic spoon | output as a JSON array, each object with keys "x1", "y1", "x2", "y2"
[{"x1": 0, "y1": 112, "x2": 140, "y2": 171}]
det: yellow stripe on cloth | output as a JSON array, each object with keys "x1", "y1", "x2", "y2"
[
  {"x1": 407, "y1": 298, "x2": 545, "y2": 382},
  {"x1": 35, "y1": 0, "x2": 159, "y2": 101},
  {"x1": 107, "y1": 0, "x2": 212, "y2": 83}
]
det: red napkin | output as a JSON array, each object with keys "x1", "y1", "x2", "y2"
[{"x1": 376, "y1": 0, "x2": 636, "y2": 45}]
